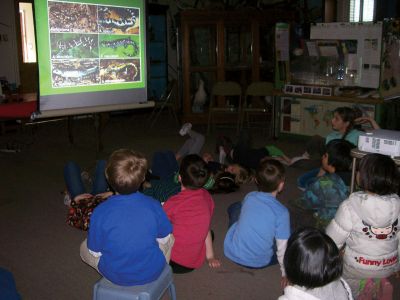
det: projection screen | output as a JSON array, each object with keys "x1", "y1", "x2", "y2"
[{"x1": 34, "y1": 0, "x2": 147, "y2": 114}]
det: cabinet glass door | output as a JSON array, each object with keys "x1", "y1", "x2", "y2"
[
  {"x1": 225, "y1": 23, "x2": 252, "y2": 87},
  {"x1": 259, "y1": 25, "x2": 275, "y2": 82},
  {"x1": 189, "y1": 25, "x2": 217, "y2": 67},
  {"x1": 224, "y1": 24, "x2": 252, "y2": 67}
]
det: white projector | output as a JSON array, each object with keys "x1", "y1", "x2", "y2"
[{"x1": 358, "y1": 129, "x2": 400, "y2": 157}]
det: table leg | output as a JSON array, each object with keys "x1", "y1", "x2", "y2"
[
  {"x1": 94, "y1": 114, "x2": 103, "y2": 152},
  {"x1": 350, "y1": 156, "x2": 357, "y2": 193},
  {"x1": 67, "y1": 116, "x2": 74, "y2": 145}
]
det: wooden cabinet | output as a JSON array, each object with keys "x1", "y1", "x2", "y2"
[{"x1": 179, "y1": 9, "x2": 294, "y2": 124}]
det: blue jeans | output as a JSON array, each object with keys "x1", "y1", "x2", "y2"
[
  {"x1": 63, "y1": 160, "x2": 108, "y2": 199},
  {"x1": 227, "y1": 201, "x2": 242, "y2": 228},
  {"x1": 151, "y1": 150, "x2": 179, "y2": 180},
  {"x1": 227, "y1": 201, "x2": 278, "y2": 269},
  {"x1": 297, "y1": 168, "x2": 319, "y2": 190},
  {"x1": 235, "y1": 254, "x2": 278, "y2": 269},
  {"x1": 0, "y1": 268, "x2": 21, "y2": 300}
]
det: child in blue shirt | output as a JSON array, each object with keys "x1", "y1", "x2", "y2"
[
  {"x1": 79, "y1": 149, "x2": 173, "y2": 286},
  {"x1": 224, "y1": 158, "x2": 290, "y2": 286}
]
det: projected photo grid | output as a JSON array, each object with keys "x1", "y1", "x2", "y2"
[{"x1": 48, "y1": 1, "x2": 141, "y2": 88}]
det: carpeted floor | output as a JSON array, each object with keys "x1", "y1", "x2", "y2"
[{"x1": 0, "y1": 111, "x2": 398, "y2": 299}]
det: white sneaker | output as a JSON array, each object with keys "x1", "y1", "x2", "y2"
[
  {"x1": 219, "y1": 146, "x2": 226, "y2": 164},
  {"x1": 297, "y1": 186, "x2": 306, "y2": 192},
  {"x1": 63, "y1": 192, "x2": 71, "y2": 206},
  {"x1": 179, "y1": 123, "x2": 192, "y2": 136}
]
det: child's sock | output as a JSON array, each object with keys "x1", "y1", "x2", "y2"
[
  {"x1": 289, "y1": 154, "x2": 310, "y2": 166},
  {"x1": 272, "y1": 156, "x2": 290, "y2": 165},
  {"x1": 62, "y1": 190, "x2": 71, "y2": 206},
  {"x1": 179, "y1": 123, "x2": 192, "y2": 136}
]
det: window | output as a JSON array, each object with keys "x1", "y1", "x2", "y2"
[
  {"x1": 349, "y1": 0, "x2": 375, "y2": 22},
  {"x1": 19, "y1": 2, "x2": 37, "y2": 63}
]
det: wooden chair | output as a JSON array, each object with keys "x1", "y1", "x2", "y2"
[
  {"x1": 148, "y1": 79, "x2": 179, "y2": 128},
  {"x1": 207, "y1": 81, "x2": 242, "y2": 134},
  {"x1": 240, "y1": 81, "x2": 274, "y2": 137}
]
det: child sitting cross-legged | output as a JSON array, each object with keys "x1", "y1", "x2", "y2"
[
  {"x1": 80, "y1": 149, "x2": 174, "y2": 286},
  {"x1": 163, "y1": 154, "x2": 221, "y2": 273},
  {"x1": 279, "y1": 227, "x2": 353, "y2": 300},
  {"x1": 223, "y1": 158, "x2": 290, "y2": 286},
  {"x1": 293, "y1": 139, "x2": 354, "y2": 227}
]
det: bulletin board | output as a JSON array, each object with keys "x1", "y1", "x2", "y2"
[{"x1": 310, "y1": 22, "x2": 382, "y2": 89}]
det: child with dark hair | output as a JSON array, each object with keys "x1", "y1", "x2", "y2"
[
  {"x1": 326, "y1": 107, "x2": 364, "y2": 145},
  {"x1": 294, "y1": 139, "x2": 354, "y2": 226},
  {"x1": 80, "y1": 149, "x2": 173, "y2": 286},
  {"x1": 163, "y1": 154, "x2": 221, "y2": 273},
  {"x1": 279, "y1": 227, "x2": 353, "y2": 300},
  {"x1": 217, "y1": 132, "x2": 307, "y2": 170},
  {"x1": 326, "y1": 153, "x2": 400, "y2": 297},
  {"x1": 297, "y1": 106, "x2": 379, "y2": 190},
  {"x1": 143, "y1": 126, "x2": 250, "y2": 203},
  {"x1": 224, "y1": 158, "x2": 290, "y2": 285}
]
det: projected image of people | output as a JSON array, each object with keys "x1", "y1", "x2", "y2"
[
  {"x1": 48, "y1": 2, "x2": 98, "y2": 33},
  {"x1": 52, "y1": 59, "x2": 100, "y2": 87},
  {"x1": 98, "y1": 6, "x2": 139, "y2": 34},
  {"x1": 100, "y1": 59, "x2": 140, "y2": 83}
]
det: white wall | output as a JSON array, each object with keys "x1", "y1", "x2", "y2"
[{"x1": 0, "y1": 0, "x2": 20, "y2": 85}]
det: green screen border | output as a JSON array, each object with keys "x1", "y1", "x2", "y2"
[{"x1": 35, "y1": 0, "x2": 146, "y2": 96}]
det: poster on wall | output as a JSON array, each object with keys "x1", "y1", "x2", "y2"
[{"x1": 35, "y1": 0, "x2": 147, "y2": 112}]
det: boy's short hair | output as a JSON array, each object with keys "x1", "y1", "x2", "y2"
[
  {"x1": 255, "y1": 158, "x2": 285, "y2": 192},
  {"x1": 105, "y1": 149, "x2": 147, "y2": 195},
  {"x1": 284, "y1": 227, "x2": 342, "y2": 288},
  {"x1": 179, "y1": 154, "x2": 209, "y2": 189},
  {"x1": 358, "y1": 153, "x2": 399, "y2": 195},
  {"x1": 325, "y1": 139, "x2": 354, "y2": 172}
]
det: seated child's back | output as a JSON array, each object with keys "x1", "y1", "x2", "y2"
[
  {"x1": 86, "y1": 149, "x2": 172, "y2": 286},
  {"x1": 163, "y1": 154, "x2": 216, "y2": 270},
  {"x1": 326, "y1": 153, "x2": 400, "y2": 297},
  {"x1": 224, "y1": 158, "x2": 290, "y2": 276}
]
